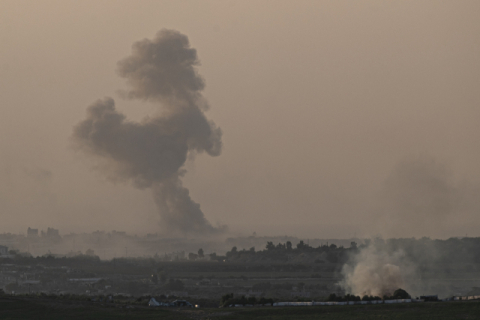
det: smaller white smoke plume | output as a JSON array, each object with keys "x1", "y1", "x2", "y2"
[{"x1": 340, "y1": 241, "x2": 417, "y2": 297}]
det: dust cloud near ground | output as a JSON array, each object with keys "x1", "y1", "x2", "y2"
[{"x1": 340, "y1": 240, "x2": 416, "y2": 298}]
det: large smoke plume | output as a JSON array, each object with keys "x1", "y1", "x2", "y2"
[{"x1": 73, "y1": 29, "x2": 224, "y2": 235}]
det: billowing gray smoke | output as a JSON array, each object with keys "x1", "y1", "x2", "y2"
[{"x1": 73, "y1": 29, "x2": 224, "y2": 235}]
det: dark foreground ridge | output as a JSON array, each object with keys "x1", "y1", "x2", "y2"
[{"x1": 1, "y1": 296, "x2": 480, "y2": 320}]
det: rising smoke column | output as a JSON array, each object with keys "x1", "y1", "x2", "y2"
[
  {"x1": 73, "y1": 29, "x2": 224, "y2": 235},
  {"x1": 340, "y1": 244, "x2": 410, "y2": 297},
  {"x1": 341, "y1": 158, "x2": 463, "y2": 297}
]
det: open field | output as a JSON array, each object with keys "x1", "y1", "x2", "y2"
[
  {"x1": 1, "y1": 297, "x2": 480, "y2": 320},
  {"x1": 218, "y1": 303, "x2": 480, "y2": 320}
]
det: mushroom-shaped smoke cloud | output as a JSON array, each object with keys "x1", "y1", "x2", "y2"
[{"x1": 73, "y1": 29, "x2": 224, "y2": 235}]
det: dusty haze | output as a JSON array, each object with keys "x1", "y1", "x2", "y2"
[{"x1": 1, "y1": 1, "x2": 480, "y2": 238}]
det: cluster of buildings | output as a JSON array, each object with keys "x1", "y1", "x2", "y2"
[{"x1": 27, "y1": 227, "x2": 60, "y2": 238}]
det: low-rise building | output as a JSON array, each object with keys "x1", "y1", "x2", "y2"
[
  {"x1": 0, "y1": 245, "x2": 8, "y2": 255},
  {"x1": 27, "y1": 228, "x2": 39, "y2": 237}
]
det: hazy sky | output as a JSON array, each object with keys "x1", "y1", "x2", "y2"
[{"x1": 1, "y1": 0, "x2": 479, "y2": 238}]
